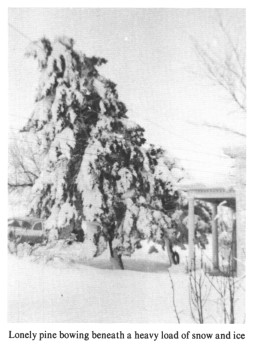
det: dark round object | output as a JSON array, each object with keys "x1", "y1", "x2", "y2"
[
  {"x1": 73, "y1": 228, "x2": 85, "y2": 242},
  {"x1": 172, "y1": 251, "x2": 180, "y2": 265}
]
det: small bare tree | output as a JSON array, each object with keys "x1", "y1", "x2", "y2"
[
  {"x1": 168, "y1": 271, "x2": 181, "y2": 323},
  {"x1": 205, "y1": 243, "x2": 245, "y2": 324},
  {"x1": 192, "y1": 10, "x2": 246, "y2": 138},
  {"x1": 8, "y1": 133, "x2": 41, "y2": 190},
  {"x1": 188, "y1": 253, "x2": 211, "y2": 323}
]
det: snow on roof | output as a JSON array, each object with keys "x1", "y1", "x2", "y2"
[
  {"x1": 178, "y1": 184, "x2": 236, "y2": 201},
  {"x1": 179, "y1": 184, "x2": 235, "y2": 192}
]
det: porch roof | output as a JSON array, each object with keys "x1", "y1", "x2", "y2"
[{"x1": 180, "y1": 186, "x2": 236, "y2": 202}]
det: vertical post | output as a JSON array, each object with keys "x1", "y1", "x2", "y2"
[
  {"x1": 211, "y1": 203, "x2": 219, "y2": 271},
  {"x1": 188, "y1": 196, "x2": 195, "y2": 269},
  {"x1": 232, "y1": 218, "x2": 237, "y2": 273}
]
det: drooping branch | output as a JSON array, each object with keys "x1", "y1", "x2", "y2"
[{"x1": 8, "y1": 182, "x2": 34, "y2": 188}]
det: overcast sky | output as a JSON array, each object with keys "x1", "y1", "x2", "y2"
[{"x1": 8, "y1": 8, "x2": 246, "y2": 186}]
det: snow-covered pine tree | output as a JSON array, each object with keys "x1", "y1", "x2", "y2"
[{"x1": 24, "y1": 37, "x2": 180, "y2": 268}]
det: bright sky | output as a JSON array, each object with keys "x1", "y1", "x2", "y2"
[{"x1": 8, "y1": 8, "x2": 246, "y2": 186}]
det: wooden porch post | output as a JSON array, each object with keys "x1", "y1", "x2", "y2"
[
  {"x1": 211, "y1": 203, "x2": 219, "y2": 271},
  {"x1": 232, "y1": 218, "x2": 237, "y2": 273},
  {"x1": 188, "y1": 196, "x2": 195, "y2": 269}
]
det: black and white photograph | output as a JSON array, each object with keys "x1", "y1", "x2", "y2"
[{"x1": 7, "y1": 6, "x2": 246, "y2": 325}]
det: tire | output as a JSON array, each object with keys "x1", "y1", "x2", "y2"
[{"x1": 172, "y1": 251, "x2": 180, "y2": 265}]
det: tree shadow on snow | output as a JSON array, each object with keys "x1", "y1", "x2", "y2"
[{"x1": 84, "y1": 257, "x2": 169, "y2": 273}]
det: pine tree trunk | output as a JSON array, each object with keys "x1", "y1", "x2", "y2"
[
  {"x1": 164, "y1": 237, "x2": 173, "y2": 267},
  {"x1": 109, "y1": 240, "x2": 124, "y2": 270},
  {"x1": 110, "y1": 250, "x2": 124, "y2": 270}
]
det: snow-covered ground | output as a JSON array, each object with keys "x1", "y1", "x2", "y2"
[{"x1": 8, "y1": 240, "x2": 245, "y2": 323}]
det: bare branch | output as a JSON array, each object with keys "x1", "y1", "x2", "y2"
[
  {"x1": 168, "y1": 271, "x2": 181, "y2": 323},
  {"x1": 8, "y1": 134, "x2": 41, "y2": 189},
  {"x1": 203, "y1": 123, "x2": 245, "y2": 137},
  {"x1": 191, "y1": 12, "x2": 246, "y2": 113}
]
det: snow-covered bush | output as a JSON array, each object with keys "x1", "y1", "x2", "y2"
[
  {"x1": 172, "y1": 196, "x2": 212, "y2": 249},
  {"x1": 16, "y1": 243, "x2": 33, "y2": 257}
]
